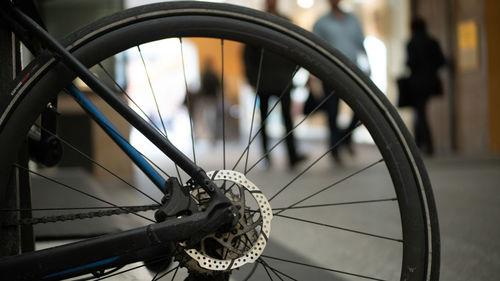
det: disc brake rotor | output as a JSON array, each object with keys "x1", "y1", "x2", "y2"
[{"x1": 184, "y1": 170, "x2": 272, "y2": 271}]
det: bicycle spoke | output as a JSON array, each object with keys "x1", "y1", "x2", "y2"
[
  {"x1": 94, "y1": 264, "x2": 145, "y2": 280},
  {"x1": 137, "y1": 45, "x2": 183, "y2": 183},
  {"x1": 48, "y1": 109, "x2": 172, "y2": 179},
  {"x1": 93, "y1": 255, "x2": 172, "y2": 280},
  {"x1": 179, "y1": 37, "x2": 197, "y2": 165},
  {"x1": 49, "y1": 109, "x2": 172, "y2": 180},
  {"x1": 269, "y1": 269, "x2": 290, "y2": 281},
  {"x1": 14, "y1": 164, "x2": 155, "y2": 223},
  {"x1": 152, "y1": 269, "x2": 161, "y2": 281},
  {"x1": 274, "y1": 158, "x2": 384, "y2": 214},
  {"x1": 260, "y1": 261, "x2": 276, "y2": 281},
  {"x1": 272, "y1": 198, "x2": 397, "y2": 211},
  {"x1": 140, "y1": 152, "x2": 172, "y2": 179},
  {"x1": 242, "y1": 263, "x2": 259, "y2": 281},
  {"x1": 268, "y1": 120, "x2": 361, "y2": 202},
  {"x1": 231, "y1": 65, "x2": 300, "y2": 171},
  {"x1": 137, "y1": 45, "x2": 167, "y2": 136},
  {"x1": 35, "y1": 124, "x2": 161, "y2": 204},
  {"x1": 63, "y1": 83, "x2": 194, "y2": 183},
  {"x1": 63, "y1": 86, "x2": 177, "y2": 185},
  {"x1": 274, "y1": 214, "x2": 402, "y2": 242},
  {"x1": 152, "y1": 264, "x2": 179, "y2": 281},
  {"x1": 170, "y1": 265, "x2": 179, "y2": 281},
  {"x1": 220, "y1": 39, "x2": 226, "y2": 170},
  {"x1": 258, "y1": 259, "x2": 296, "y2": 281},
  {"x1": 261, "y1": 255, "x2": 386, "y2": 281},
  {"x1": 69, "y1": 267, "x2": 124, "y2": 281},
  {"x1": 47, "y1": 107, "x2": 172, "y2": 179},
  {"x1": 243, "y1": 48, "x2": 265, "y2": 174},
  {"x1": 246, "y1": 91, "x2": 338, "y2": 174},
  {"x1": 97, "y1": 62, "x2": 164, "y2": 136}
]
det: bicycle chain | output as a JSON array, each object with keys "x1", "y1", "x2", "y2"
[{"x1": 2, "y1": 205, "x2": 160, "y2": 226}]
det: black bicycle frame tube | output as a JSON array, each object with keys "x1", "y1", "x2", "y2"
[
  {"x1": 0, "y1": 2, "x2": 223, "y2": 198},
  {"x1": 0, "y1": 206, "x2": 234, "y2": 280}
]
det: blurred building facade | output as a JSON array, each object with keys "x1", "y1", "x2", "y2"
[{"x1": 412, "y1": 0, "x2": 500, "y2": 155}]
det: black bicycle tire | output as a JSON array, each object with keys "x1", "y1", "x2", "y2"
[{"x1": 0, "y1": 2, "x2": 439, "y2": 280}]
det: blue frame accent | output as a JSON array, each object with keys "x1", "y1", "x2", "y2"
[
  {"x1": 66, "y1": 84, "x2": 165, "y2": 191},
  {"x1": 42, "y1": 256, "x2": 119, "y2": 279}
]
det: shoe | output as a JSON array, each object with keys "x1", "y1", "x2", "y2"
[
  {"x1": 289, "y1": 154, "x2": 307, "y2": 169},
  {"x1": 331, "y1": 150, "x2": 343, "y2": 165},
  {"x1": 344, "y1": 137, "x2": 355, "y2": 156},
  {"x1": 341, "y1": 131, "x2": 355, "y2": 156}
]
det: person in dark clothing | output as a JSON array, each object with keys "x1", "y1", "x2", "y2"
[
  {"x1": 243, "y1": 0, "x2": 305, "y2": 168},
  {"x1": 199, "y1": 59, "x2": 221, "y2": 143},
  {"x1": 201, "y1": 59, "x2": 220, "y2": 99},
  {"x1": 406, "y1": 18, "x2": 445, "y2": 155}
]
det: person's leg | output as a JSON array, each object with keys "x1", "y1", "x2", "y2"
[
  {"x1": 323, "y1": 84, "x2": 341, "y2": 161},
  {"x1": 280, "y1": 92, "x2": 303, "y2": 167},
  {"x1": 414, "y1": 105, "x2": 423, "y2": 149},
  {"x1": 414, "y1": 99, "x2": 433, "y2": 155},
  {"x1": 343, "y1": 113, "x2": 359, "y2": 155},
  {"x1": 420, "y1": 100, "x2": 434, "y2": 155},
  {"x1": 303, "y1": 92, "x2": 318, "y2": 115}
]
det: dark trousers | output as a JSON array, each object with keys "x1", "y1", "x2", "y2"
[
  {"x1": 414, "y1": 99, "x2": 434, "y2": 154},
  {"x1": 304, "y1": 85, "x2": 358, "y2": 156},
  {"x1": 259, "y1": 92, "x2": 298, "y2": 165}
]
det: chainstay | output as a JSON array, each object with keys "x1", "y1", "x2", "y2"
[{"x1": 2, "y1": 204, "x2": 160, "y2": 226}]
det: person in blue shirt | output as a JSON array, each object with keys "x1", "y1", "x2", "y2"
[
  {"x1": 313, "y1": 0, "x2": 366, "y2": 64},
  {"x1": 309, "y1": 0, "x2": 369, "y2": 163}
]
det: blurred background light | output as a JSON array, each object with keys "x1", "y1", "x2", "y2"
[{"x1": 297, "y1": 0, "x2": 314, "y2": 9}]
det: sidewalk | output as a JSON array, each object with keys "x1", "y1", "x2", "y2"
[{"x1": 424, "y1": 156, "x2": 500, "y2": 281}]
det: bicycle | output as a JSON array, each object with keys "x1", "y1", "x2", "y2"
[{"x1": 0, "y1": 1, "x2": 440, "y2": 280}]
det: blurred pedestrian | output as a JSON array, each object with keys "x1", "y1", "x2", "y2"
[
  {"x1": 406, "y1": 17, "x2": 445, "y2": 155},
  {"x1": 199, "y1": 59, "x2": 221, "y2": 144},
  {"x1": 311, "y1": 0, "x2": 370, "y2": 162},
  {"x1": 243, "y1": 0, "x2": 305, "y2": 168}
]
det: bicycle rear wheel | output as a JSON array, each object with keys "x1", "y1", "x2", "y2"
[{"x1": 0, "y1": 2, "x2": 439, "y2": 280}]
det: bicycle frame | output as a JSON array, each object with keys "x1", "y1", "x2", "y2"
[{"x1": 0, "y1": 2, "x2": 236, "y2": 280}]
